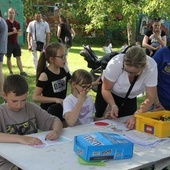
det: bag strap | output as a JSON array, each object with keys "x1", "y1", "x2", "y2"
[
  {"x1": 34, "y1": 20, "x2": 44, "y2": 41},
  {"x1": 34, "y1": 22, "x2": 37, "y2": 41},
  {"x1": 120, "y1": 75, "x2": 138, "y2": 109}
]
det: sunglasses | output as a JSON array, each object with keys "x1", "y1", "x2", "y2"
[{"x1": 153, "y1": 18, "x2": 161, "y2": 22}]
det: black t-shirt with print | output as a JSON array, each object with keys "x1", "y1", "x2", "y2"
[{"x1": 37, "y1": 67, "x2": 71, "y2": 110}]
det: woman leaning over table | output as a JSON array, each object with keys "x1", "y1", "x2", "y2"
[{"x1": 95, "y1": 46, "x2": 162, "y2": 129}]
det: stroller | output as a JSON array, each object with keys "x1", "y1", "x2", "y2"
[
  {"x1": 80, "y1": 45, "x2": 119, "y2": 77},
  {"x1": 80, "y1": 45, "x2": 119, "y2": 92}
]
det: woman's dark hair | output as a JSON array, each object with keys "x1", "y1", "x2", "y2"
[
  {"x1": 149, "y1": 17, "x2": 161, "y2": 31},
  {"x1": 36, "y1": 42, "x2": 65, "y2": 82},
  {"x1": 71, "y1": 69, "x2": 93, "y2": 85},
  {"x1": 104, "y1": 39, "x2": 111, "y2": 46},
  {"x1": 59, "y1": 14, "x2": 71, "y2": 32},
  {"x1": 152, "y1": 17, "x2": 161, "y2": 22},
  {"x1": 0, "y1": 10, "x2": 2, "y2": 17},
  {"x1": 4, "y1": 75, "x2": 28, "y2": 96},
  {"x1": 59, "y1": 15, "x2": 66, "y2": 23}
]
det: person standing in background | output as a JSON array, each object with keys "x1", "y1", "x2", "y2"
[
  {"x1": 103, "y1": 38, "x2": 112, "y2": 54},
  {"x1": 6, "y1": 8, "x2": 27, "y2": 76},
  {"x1": 0, "y1": 10, "x2": 7, "y2": 95},
  {"x1": 135, "y1": 41, "x2": 141, "y2": 47},
  {"x1": 26, "y1": 12, "x2": 50, "y2": 72},
  {"x1": 153, "y1": 46, "x2": 170, "y2": 110},
  {"x1": 121, "y1": 43, "x2": 128, "y2": 52},
  {"x1": 142, "y1": 18, "x2": 166, "y2": 57},
  {"x1": 57, "y1": 15, "x2": 75, "y2": 56}
]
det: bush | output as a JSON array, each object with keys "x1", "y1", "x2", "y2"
[
  {"x1": 50, "y1": 31, "x2": 127, "y2": 47},
  {"x1": 73, "y1": 35, "x2": 125, "y2": 47},
  {"x1": 73, "y1": 35, "x2": 105, "y2": 46}
]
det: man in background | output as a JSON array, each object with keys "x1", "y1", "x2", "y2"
[
  {"x1": 26, "y1": 12, "x2": 50, "y2": 72},
  {"x1": 6, "y1": 8, "x2": 27, "y2": 76}
]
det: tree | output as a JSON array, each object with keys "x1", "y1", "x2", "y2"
[
  {"x1": 76, "y1": 0, "x2": 170, "y2": 44},
  {"x1": 23, "y1": 0, "x2": 170, "y2": 44}
]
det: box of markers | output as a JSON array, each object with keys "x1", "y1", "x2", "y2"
[{"x1": 73, "y1": 132, "x2": 133, "y2": 162}]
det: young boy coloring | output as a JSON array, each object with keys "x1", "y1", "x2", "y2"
[{"x1": 0, "y1": 74, "x2": 62, "y2": 169}]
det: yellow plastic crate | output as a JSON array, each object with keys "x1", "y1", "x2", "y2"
[{"x1": 135, "y1": 110, "x2": 170, "y2": 138}]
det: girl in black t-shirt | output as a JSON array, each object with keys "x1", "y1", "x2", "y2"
[{"x1": 33, "y1": 42, "x2": 71, "y2": 122}]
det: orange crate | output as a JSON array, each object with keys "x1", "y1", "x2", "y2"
[{"x1": 135, "y1": 110, "x2": 170, "y2": 138}]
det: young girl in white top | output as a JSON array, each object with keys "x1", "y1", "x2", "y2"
[
  {"x1": 103, "y1": 39, "x2": 112, "y2": 54},
  {"x1": 63, "y1": 69, "x2": 95, "y2": 126}
]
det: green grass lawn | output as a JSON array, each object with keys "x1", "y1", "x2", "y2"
[{"x1": 0, "y1": 44, "x2": 144, "y2": 107}]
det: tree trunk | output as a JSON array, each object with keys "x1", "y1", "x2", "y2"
[{"x1": 127, "y1": 21, "x2": 136, "y2": 45}]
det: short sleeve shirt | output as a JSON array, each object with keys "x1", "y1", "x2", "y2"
[
  {"x1": 0, "y1": 102, "x2": 59, "y2": 134},
  {"x1": 103, "y1": 54, "x2": 158, "y2": 98},
  {"x1": 37, "y1": 68, "x2": 71, "y2": 110},
  {"x1": 26, "y1": 19, "x2": 50, "y2": 43},
  {"x1": 63, "y1": 94, "x2": 94, "y2": 126},
  {"x1": 0, "y1": 17, "x2": 7, "y2": 53},
  {"x1": 0, "y1": 102, "x2": 59, "y2": 166},
  {"x1": 153, "y1": 47, "x2": 170, "y2": 110},
  {"x1": 6, "y1": 19, "x2": 20, "y2": 43},
  {"x1": 103, "y1": 43, "x2": 112, "y2": 54}
]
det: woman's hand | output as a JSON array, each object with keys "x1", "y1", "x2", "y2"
[
  {"x1": 153, "y1": 102, "x2": 165, "y2": 111},
  {"x1": 154, "y1": 45, "x2": 161, "y2": 50},
  {"x1": 104, "y1": 105, "x2": 119, "y2": 119},
  {"x1": 104, "y1": 111, "x2": 112, "y2": 119},
  {"x1": 125, "y1": 115, "x2": 136, "y2": 130},
  {"x1": 109, "y1": 105, "x2": 119, "y2": 119}
]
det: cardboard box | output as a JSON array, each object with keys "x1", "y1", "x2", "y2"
[
  {"x1": 74, "y1": 132, "x2": 133, "y2": 162},
  {"x1": 135, "y1": 110, "x2": 170, "y2": 138}
]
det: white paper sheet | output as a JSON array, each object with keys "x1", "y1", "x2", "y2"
[
  {"x1": 31, "y1": 135, "x2": 72, "y2": 148},
  {"x1": 123, "y1": 130, "x2": 170, "y2": 147}
]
